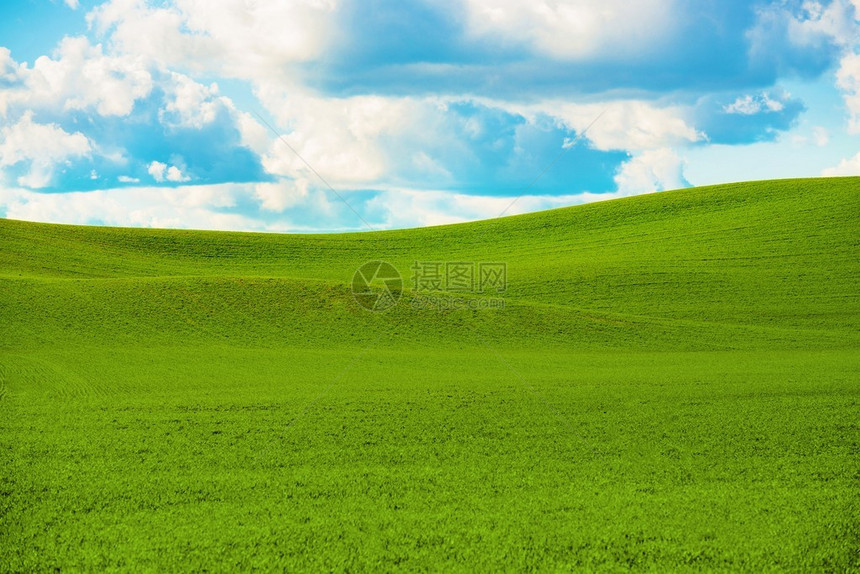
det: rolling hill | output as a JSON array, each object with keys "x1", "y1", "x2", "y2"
[{"x1": 1, "y1": 177, "x2": 858, "y2": 570}]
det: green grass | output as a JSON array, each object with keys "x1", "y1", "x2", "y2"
[{"x1": 1, "y1": 177, "x2": 858, "y2": 571}]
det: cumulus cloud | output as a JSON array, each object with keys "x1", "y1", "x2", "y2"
[
  {"x1": 159, "y1": 72, "x2": 222, "y2": 128},
  {"x1": 614, "y1": 148, "x2": 688, "y2": 197},
  {"x1": 790, "y1": 0, "x2": 860, "y2": 133},
  {"x1": 88, "y1": 0, "x2": 339, "y2": 81},
  {"x1": 256, "y1": 88, "x2": 418, "y2": 186},
  {"x1": 694, "y1": 89, "x2": 805, "y2": 144},
  {"x1": 147, "y1": 161, "x2": 167, "y2": 182},
  {"x1": 0, "y1": 112, "x2": 92, "y2": 188},
  {"x1": 836, "y1": 51, "x2": 860, "y2": 132},
  {"x1": 753, "y1": 0, "x2": 860, "y2": 132},
  {"x1": 0, "y1": 47, "x2": 21, "y2": 89},
  {"x1": 0, "y1": 38, "x2": 267, "y2": 191},
  {"x1": 243, "y1": 92, "x2": 697, "y2": 204},
  {"x1": 83, "y1": 0, "x2": 842, "y2": 102},
  {"x1": 233, "y1": 109, "x2": 271, "y2": 155},
  {"x1": 0, "y1": 0, "x2": 853, "y2": 232},
  {"x1": 789, "y1": 0, "x2": 859, "y2": 48},
  {"x1": 747, "y1": 1, "x2": 844, "y2": 78},
  {"x1": 149, "y1": 160, "x2": 190, "y2": 183},
  {"x1": 0, "y1": 37, "x2": 153, "y2": 118},
  {"x1": 166, "y1": 165, "x2": 190, "y2": 182},
  {"x1": 724, "y1": 93, "x2": 787, "y2": 115},
  {"x1": 535, "y1": 100, "x2": 703, "y2": 152},
  {"x1": 822, "y1": 151, "x2": 860, "y2": 175},
  {"x1": 461, "y1": 0, "x2": 679, "y2": 61}
]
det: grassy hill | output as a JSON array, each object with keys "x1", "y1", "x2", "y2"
[{"x1": 1, "y1": 177, "x2": 858, "y2": 570}]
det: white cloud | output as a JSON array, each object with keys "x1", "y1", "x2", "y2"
[
  {"x1": 171, "y1": 184, "x2": 237, "y2": 208},
  {"x1": 836, "y1": 51, "x2": 860, "y2": 132},
  {"x1": 148, "y1": 160, "x2": 167, "y2": 182},
  {"x1": 461, "y1": 0, "x2": 679, "y2": 61},
  {"x1": 233, "y1": 109, "x2": 270, "y2": 155},
  {"x1": 614, "y1": 148, "x2": 688, "y2": 196},
  {"x1": 257, "y1": 88, "x2": 419, "y2": 186},
  {"x1": 148, "y1": 160, "x2": 190, "y2": 183},
  {"x1": 0, "y1": 0, "x2": 847, "y2": 232},
  {"x1": 254, "y1": 180, "x2": 310, "y2": 212},
  {"x1": 822, "y1": 151, "x2": 860, "y2": 175},
  {"x1": 0, "y1": 184, "x2": 251, "y2": 231},
  {"x1": 160, "y1": 72, "x2": 222, "y2": 128},
  {"x1": 498, "y1": 99, "x2": 703, "y2": 152},
  {"x1": 725, "y1": 93, "x2": 787, "y2": 115},
  {"x1": 0, "y1": 112, "x2": 91, "y2": 188},
  {"x1": 75, "y1": 0, "x2": 704, "y2": 218},
  {"x1": 0, "y1": 37, "x2": 153, "y2": 118},
  {"x1": 766, "y1": 0, "x2": 860, "y2": 133},
  {"x1": 0, "y1": 48, "x2": 21, "y2": 91},
  {"x1": 65, "y1": 0, "x2": 80, "y2": 9},
  {"x1": 246, "y1": 92, "x2": 702, "y2": 210},
  {"x1": 0, "y1": 178, "x2": 665, "y2": 234},
  {"x1": 788, "y1": 0, "x2": 859, "y2": 48},
  {"x1": 166, "y1": 165, "x2": 190, "y2": 182},
  {"x1": 88, "y1": 0, "x2": 340, "y2": 81},
  {"x1": 787, "y1": 1, "x2": 860, "y2": 133}
]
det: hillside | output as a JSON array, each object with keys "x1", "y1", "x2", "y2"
[
  {"x1": 1, "y1": 177, "x2": 858, "y2": 571},
  {"x1": 1, "y1": 177, "x2": 857, "y2": 351}
]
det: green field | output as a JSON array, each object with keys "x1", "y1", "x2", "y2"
[{"x1": 1, "y1": 178, "x2": 858, "y2": 571}]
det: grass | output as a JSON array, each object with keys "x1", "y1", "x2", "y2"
[{"x1": 1, "y1": 177, "x2": 858, "y2": 570}]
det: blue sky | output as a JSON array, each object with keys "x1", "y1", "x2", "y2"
[{"x1": 0, "y1": 0, "x2": 858, "y2": 231}]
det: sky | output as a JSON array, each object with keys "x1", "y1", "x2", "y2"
[{"x1": 0, "y1": 0, "x2": 858, "y2": 232}]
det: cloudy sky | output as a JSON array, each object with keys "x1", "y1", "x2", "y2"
[{"x1": 0, "y1": 0, "x2": 858, "y2": 232}]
